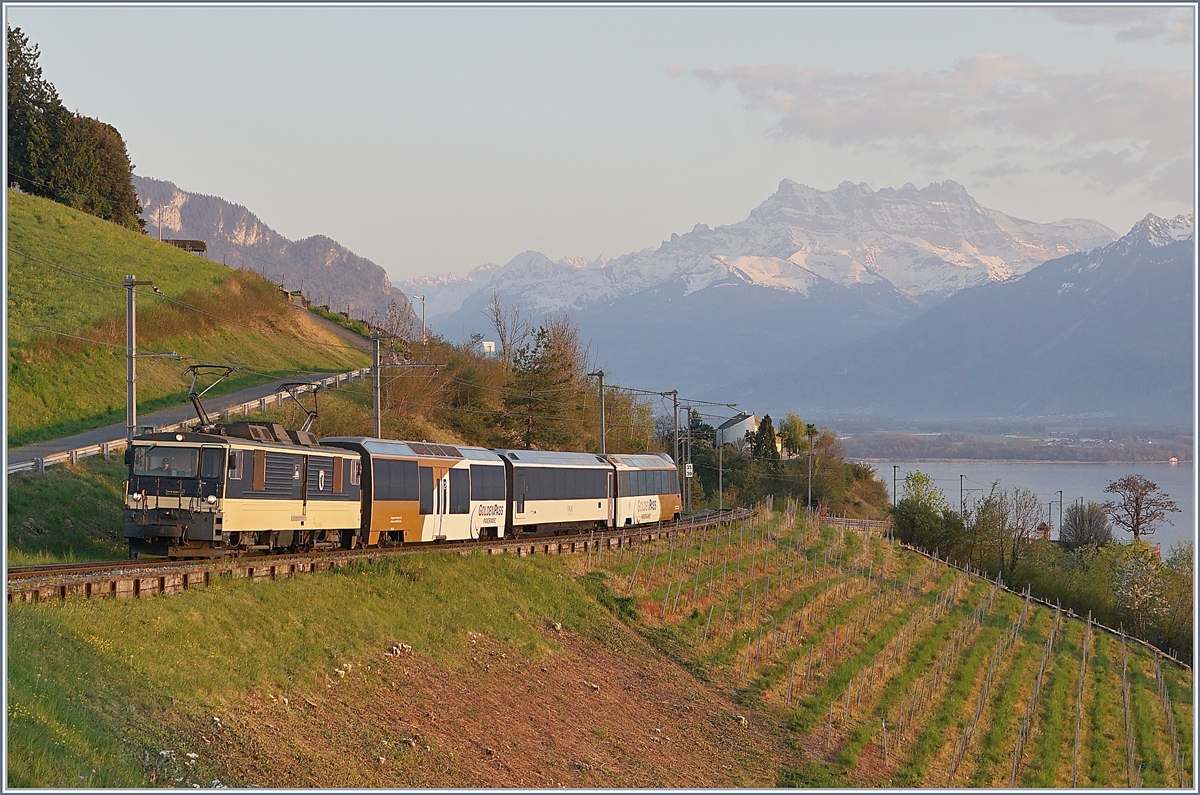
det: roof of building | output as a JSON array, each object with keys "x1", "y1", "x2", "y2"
[{"x1": 716, "y1": 413, "x2": 756, "y2": 431}]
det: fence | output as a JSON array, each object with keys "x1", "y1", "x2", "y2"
[{"x1": 6, "y1": 368, "x2": 372, "y2": 476}]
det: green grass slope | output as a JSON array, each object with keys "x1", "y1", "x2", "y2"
[
  {"x1": 7, "y1": 190, "x2": 369, "y2": 446},
  {"x1": 6, "y1": 505, "x2": 1192, "y2": 788}
]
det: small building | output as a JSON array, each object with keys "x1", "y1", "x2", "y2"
[
  {"x1": 716, "y1": 413, "x2": 759, "y2": 448},
  {"x1": 164, "y1": 239, "x2": 207, "y2": 256}
]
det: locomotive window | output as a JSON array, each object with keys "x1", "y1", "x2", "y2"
[
  {"x1": 134, "y1": 447, "x2": 199, "y2": 478},
  {"x1": 449, "y1": 468, "x2": 470, "y2": 514},
  {"x1": 201, "y1": 448, "x2": 224, "y2": 480},
  {"x1": 419, "y1": 466, "x2": 434, "y2": 515},
  {"x1": 350, "y1": 460, "x2": 361, "y2": 486},
  {"x1": 470, "y1": 465, "x2": 505, "y2": 501},
  {"x1": 374, "y1": 459, "x2": 418, "y2": 501},
  {"x1": 228, "y1": 450, "x2": 243, "y2": 481}
]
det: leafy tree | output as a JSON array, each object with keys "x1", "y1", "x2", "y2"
[
  {"x1": 1059, "y1": 500, "x2": 1113, "y2": 549},
  {"x1": 777, "y1": 412, "x2": 811, "y2": 457},
  {"x1": 505, "y1": 313, "x2": 586, "y2": 450},
  {"x1": 1104, "y1": 474, "x2": 1180, "y2": 540},
  {"x1": 6, "y1": 26, "x2": 143, "y2": 230},
  {"x1": 892, "y1": 471, "x2": 961, "y2": 555},
  {"x1": 750, "y1": 413, "x2": 780, "y2": 462}
]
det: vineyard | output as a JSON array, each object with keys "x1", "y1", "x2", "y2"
[{"x1": 576, "y1": 501, "x2": 1194, "y2": 788}]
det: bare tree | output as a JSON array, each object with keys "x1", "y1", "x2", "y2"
[
  {"x1": 1104, "y1": 474, "x2": 1180, "y2": 540},
  {"x1": 484, "y1": 289, "x2": 531, "y2": 364},
  {"x1": 975, "y1": 485, "x2": 1043, "y2": 581},
  {"x1": 1060, "y1": 501, "x2": 1113, "y2": 549}
]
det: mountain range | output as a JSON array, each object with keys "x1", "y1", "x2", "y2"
[
  {"x1": 133, "y1": 175, "x2": 417, "y2": 323},
  {"x1": 403, "y1": 179, "x2": 1121, "y2": 404},
  {"x1": 744, "y1": 212, "x2": 1194, "y2": 423}
]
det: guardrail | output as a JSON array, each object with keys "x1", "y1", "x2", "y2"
[{"x1": 7, "y1": 368, "x2": 372, "y2": 476}]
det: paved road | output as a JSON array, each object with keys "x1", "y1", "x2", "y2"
[
  {"x1": 7, "y1": 374, "x2": 347, "y2": 465},
  {"x1": 6, "y1": 310, "x2": 372, "y2": 466}
]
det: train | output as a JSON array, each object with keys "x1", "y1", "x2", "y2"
[{"x1": 122, "y1": 420, "x2": 682, "y2": 558}]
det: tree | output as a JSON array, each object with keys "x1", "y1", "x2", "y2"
[
  {"x1": 1103, "y1": 474, "x2": 1180, "y2": 540},
  {"x1": 777, "y1": 413, "x2": 810, "y2": 457},
  {"x1": 504, "y1": 313, "x2": 587, "y2": 450},
  {"x1": 1060, "y1": 501, "x2": 1113, "y2": 549},
  {"x1": 751, "y1": 414, "x2": 780, "y2": 462},
  {"x1": 484, "y1": 290, "x2": 532, "y2": 365},
  {"x1": 7, "y1": 26, "x2": 143, "y2": 230}
]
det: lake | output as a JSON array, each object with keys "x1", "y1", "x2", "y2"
[{"x1": 874, "y1": 460, "x2": 1195, "y2": 552}]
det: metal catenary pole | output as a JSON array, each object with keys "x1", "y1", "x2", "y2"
[{"x1": 124, "y1": 275, "x2": 153, "y2": 442}]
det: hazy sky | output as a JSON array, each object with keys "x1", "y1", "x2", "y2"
[{"x1": 6, "y1": 4, "x2": 1195, "y2": 282}]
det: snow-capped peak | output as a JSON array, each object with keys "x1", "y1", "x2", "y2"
[
  {"x1": 408, "y1": 180, "x2": 1120, "y2": 321},
  {"x1": 1128, "y1": 213, "x2": 1194, "y2": 247}
]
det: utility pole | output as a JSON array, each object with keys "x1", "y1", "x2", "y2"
[
  {"x1": 961, "y1": 474, "x2": 965, "y2": 519},
  {"x1": 893, "y1": 464, "x2": 899, "y2": 508},
  {"x1": 124, "y1": 275, "x2": 153, "y2": 442},
  {"x1": 588, "y1": 370, "x2": 606, "y2": 454},
  {"x1": 412, "y1": 294, "x2": 427, "y2": 347},
  {"x1": 1057, "y1": 490, "x2": 1064, "y2": 537},
  {"x1": 372, "y1": 332, "x2": 382, "y2": 437},
  {"x1": 718, "y1": 434, "x2": 724, "y2": 511},
  {"x1": 671, "y1": 389, "x2": 680, "y2": 482}
]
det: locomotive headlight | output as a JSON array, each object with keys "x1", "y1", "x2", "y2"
[
  {"x1": 206, "y1": 495, "x2": 217, "y2": 505},
  {"x1": 176, "y1": 434, "x2": 184, "y2": 441},
  {"x1": 132, "y1": 492, "x2": 142, "y2": 502}
]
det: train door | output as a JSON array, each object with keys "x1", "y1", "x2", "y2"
[
  {"x1": 300, "y1": 455, "x2": 309, "y2": 520},
  {"x1": 607, "y1": 470, "x2": 615, "y2": 527},
  {"x1": 515, "y1": 470, "x2": 526, "y2": 515},
  {"x1": 198, "y1": 447, "x2": 226, "y2": 503},
  {"x1": 432, "y1": 465, "x2": 450, "y2": 540}
]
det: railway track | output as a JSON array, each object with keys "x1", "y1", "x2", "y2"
[{"x1": 8, "y1": 509, "x2": 753, "y2": 605}]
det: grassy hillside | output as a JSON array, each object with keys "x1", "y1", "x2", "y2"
[
  {"x1": 7, "y1": 189, "x2": 369, "y2": 446},
  {"x1": 6, "y1": 504, "x2": 1192, "y2": 787}
]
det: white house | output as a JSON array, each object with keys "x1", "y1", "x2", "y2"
[{"x1": 716, "y1": 413, "x2": 759, "y2": 448}]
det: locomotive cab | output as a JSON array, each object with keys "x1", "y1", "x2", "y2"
[{"x1": 123, "y1": 433, "x2": 231, "y2": 558}]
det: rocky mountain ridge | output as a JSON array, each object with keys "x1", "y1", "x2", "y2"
[
  {"x1": 403, "y1": 179, "x2": 1116, "y2": 323},
  {"x1": 133, "y1": 175, "x2": 417, "y2": 324}
]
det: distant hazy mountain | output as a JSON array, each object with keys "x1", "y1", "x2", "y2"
[
  {"x1": 133, "y1": 175, "x2": 416, "y2": 322},
  {"x1": 740, "y1": 214, "x2": 1194, "y2": 423},
  {"x1": 404, "y1": 179, "x2": 1115, "y2": 395}
]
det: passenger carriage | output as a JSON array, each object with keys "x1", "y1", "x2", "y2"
[
  {"x1": 319, "y1": 438, "x2": 508, "y2": 544},
  {"x1": 491, "y1": 449, "x2": 613, "y2": 536},
  {"x1": 609, "y1": 453, "x2": 682, "y2": 525},
  {"x1": 123, "y1": 422, "x2": 361, "y2": 558}
]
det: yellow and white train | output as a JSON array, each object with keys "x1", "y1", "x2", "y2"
[{"x1": 123, "y1": 421, "x2": 682, "y2": 558}]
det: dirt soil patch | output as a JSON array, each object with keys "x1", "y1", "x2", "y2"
[{"x1": 186, "y1": 620, "x2": 797, "y2": 787}]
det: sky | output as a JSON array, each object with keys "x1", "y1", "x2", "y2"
[{"x1": 5, "y1": 3, "x2": 1196, "y2": 283}]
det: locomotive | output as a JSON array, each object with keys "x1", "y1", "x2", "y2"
[{"x1": 122, "y1": 420, "x2": 682, "y2": 558}]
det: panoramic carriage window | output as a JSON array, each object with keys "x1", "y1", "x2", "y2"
[
  {"x1": 470, "y1": 465, "x2": 505, "y2": 501},
  {"x1": 449, "y1": 468, "x2": 470, "y2": 514},
  {"x1": 133, "y1": 447, "x2": 199, "y2": 478},
  {"x1": 373, "y1": 458, "x2": 419, "y2": 501},
  {"x1": 419, "y1": 466, "x2": 434, "y2": 515}
]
